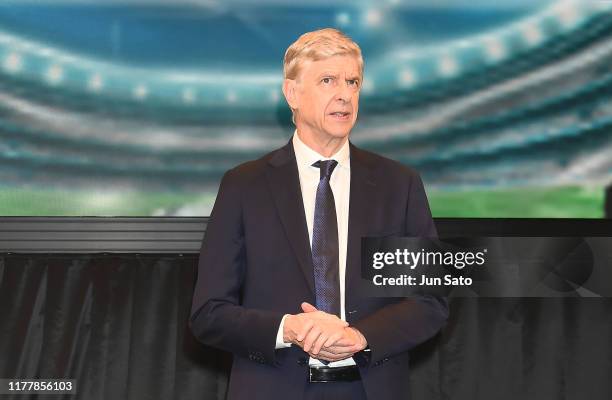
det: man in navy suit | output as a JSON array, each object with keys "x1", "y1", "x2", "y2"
[{"x1": 190, "y1": 28, "x2": 448, "y2": 399}]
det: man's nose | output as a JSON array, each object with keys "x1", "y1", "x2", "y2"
[{"x1": 335, "y1": 84, "x2": 352, "y2": 102}]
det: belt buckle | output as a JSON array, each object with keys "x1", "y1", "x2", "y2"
[
  {"x1": 309, "y1": 366, "x2": 327, "y2": 383},
  {"x1": 308, "y1": 366, "x2": 333, "y2": 383},
  {"x1": 308, "y1": 365, "x2": 360, "y2": 383}
]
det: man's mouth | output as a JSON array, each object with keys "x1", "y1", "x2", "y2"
[{"x1": 329, "y1": 111, "x2": 351, "y2": 119}]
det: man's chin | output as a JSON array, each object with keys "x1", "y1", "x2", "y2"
[{"x1": 325, "y1": 127, "x2": 353, "y2": 140}]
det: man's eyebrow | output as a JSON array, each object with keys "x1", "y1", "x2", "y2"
[
  {"x1": 317, "y1": 72, "x2": 339, "y2": 78},
  {"x1": 346, "y1": 76, "x2": 361, "y2": 81}
]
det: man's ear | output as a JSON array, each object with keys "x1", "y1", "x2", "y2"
[{"x1": 282, "y1": 78, "x2": 299, "y2": 110}]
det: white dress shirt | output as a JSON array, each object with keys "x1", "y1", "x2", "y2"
[{"x1": 275, "y1": 131, "x2": 356, "y2": 367}]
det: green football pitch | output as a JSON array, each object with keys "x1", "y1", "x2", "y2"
[
  {"x1": 428, "y1": 185, "x2": 605, "y2": 218},
  {"x1": 0, "y1": 185, "x2": 605, "y2": 218}
]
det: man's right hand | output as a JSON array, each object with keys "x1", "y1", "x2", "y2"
[{"x1": 283, "y1": 302, "x2": 348, "y2": 353}]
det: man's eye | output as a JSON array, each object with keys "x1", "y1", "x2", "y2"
[
  {"x1": 348, "y1": 80, "x2": 359, "y2": 87},
  {"x1": 322, "y1": 77, "x2": 333, "y2": 84}
]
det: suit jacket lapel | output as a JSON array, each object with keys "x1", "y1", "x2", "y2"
[
  {"x1": 266, "y1": 141, "x2": 316, "y2": 297},
  {"x1": 346, "y1": 143, "x2": 377, "y2": 315}
]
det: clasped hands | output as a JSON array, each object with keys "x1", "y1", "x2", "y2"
[{"x1": 283, "y1": 302, "x2": 367, "y2": 362}]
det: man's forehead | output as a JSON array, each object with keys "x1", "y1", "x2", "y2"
[{"x1": 300, "y1": 56, "x2": 361, "y2": 77}]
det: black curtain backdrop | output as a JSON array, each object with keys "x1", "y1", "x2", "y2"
[{"x1": 1, "y1": 253, "x2": 611, "y2": 400}]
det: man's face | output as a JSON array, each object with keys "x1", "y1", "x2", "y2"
[{"x1": 285, "y1": 55, "x2": 361, "y2": 144}]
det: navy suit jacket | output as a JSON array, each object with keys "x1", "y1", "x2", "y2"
[{"x1": 190, "y1": 140, "x2": 448, "y2": 400}]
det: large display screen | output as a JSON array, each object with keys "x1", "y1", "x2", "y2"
[{"x1": 0, "y1": 0, "x2": 609, "y2": 217}]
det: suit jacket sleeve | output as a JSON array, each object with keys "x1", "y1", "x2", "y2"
[
  {"x1": 189, "y1": 168, "x2": 284, "y2": 364},
  {"x1": 352, "y1": 172, "x2": 449, "y2": 365}
]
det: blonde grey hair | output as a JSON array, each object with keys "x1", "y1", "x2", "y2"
[{"x1": 283, "y1": 28, "x2": 363, "y2": 81}]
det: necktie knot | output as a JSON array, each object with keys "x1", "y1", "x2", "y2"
[{"x1": 313, "y1": 160, "x2": 338, "y2": 180}]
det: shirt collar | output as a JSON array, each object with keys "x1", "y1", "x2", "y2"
[{"x1": 292, "y1": 130, "x2": 350, "y2": 171}]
